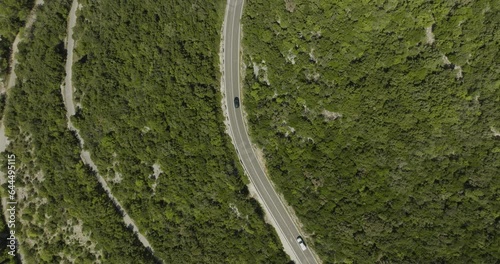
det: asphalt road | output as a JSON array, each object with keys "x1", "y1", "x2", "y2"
[{"x1": 223, "y1": 1, "x2": 319, "y2": 263}]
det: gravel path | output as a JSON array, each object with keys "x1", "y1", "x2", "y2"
[
  {"x1": 62, "y1": 0, "x2": 158, "y2": 255},
  {"x1": 2, "y1": 0, "x2": 45, "y2": 95}
]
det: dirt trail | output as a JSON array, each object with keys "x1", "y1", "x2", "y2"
[
  {"x1": 2, "y1": 0, "x2": 45, "y2": 94},
  {"x1": 62, "y1": 0, "x2": 158, "y2": 256},
  {"x1": 0, "y1": 8, "x2": 34, "y2": 152},
  {"x1": 0, "y1": 0, "x2": 45, "y2": 150},
  {"x1": 62, "y1": 0, "x2": 78, "y2": 117}
]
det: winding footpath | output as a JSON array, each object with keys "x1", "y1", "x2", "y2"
[
  {"x1": 1, "y1": 0, "x2": 45, "y2": 95},
  {"x1": 62, "y1": 0, "x2": 159, "y2": 259},
  {"x1": 0, "y1": 0, "x2": 45, "y2": 148},
  {"x1": 220, "y1": 0, "x2": 321, "y2": 263}
]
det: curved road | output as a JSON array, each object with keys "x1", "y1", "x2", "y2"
[{"x1": 223, "y1": 1, "x2": 319, "y2": 263}]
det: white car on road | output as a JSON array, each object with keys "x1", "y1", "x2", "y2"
[{"x1": 296, "y1": 236, "x2": 307, "y2": 251}]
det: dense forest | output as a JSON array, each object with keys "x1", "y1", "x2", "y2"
[
  {"x1": 0, "y1": 0, "x2": 33, "y2": 78},
  {"x1": 70, "y1": 0, "x2": 289, "y2": 263},
  {"x1": 2, "y1": 1, "x2": 158, "y2": 262},
  {"x1": 242, "y1": 0, "x2": 500, "y2": 263}
]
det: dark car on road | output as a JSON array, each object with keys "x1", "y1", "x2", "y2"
[{"x1": 234, "y1": 97, "x2": 240, "y2": 108}]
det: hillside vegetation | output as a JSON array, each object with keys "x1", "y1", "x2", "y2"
[
  {"x1": 71, "y1": 0, "x2": 289, "y2": 263},
  {"x1": 242, "y1": 0, "x2": 500, "y2": 262},
  {"x1": 3, "y1": 1, "x2": 158, "y2": 262},
  {"x1": 0, "y1": 0, "x2": 33, "y2": 79}
]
